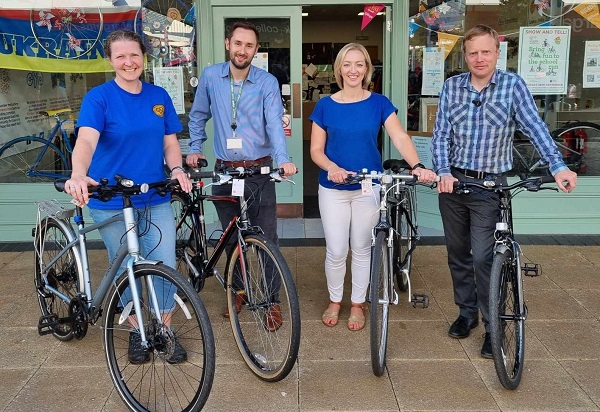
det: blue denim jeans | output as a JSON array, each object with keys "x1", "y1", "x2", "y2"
[{"x1": 89, "y1": 200, "x2": 177, "y2": 312}]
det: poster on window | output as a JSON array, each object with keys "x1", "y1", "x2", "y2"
[
  {"x1": 153, "y1": 67, "x2": 185, "y2": 115},
  {"x1": 583, "y1": 41, "x2": 600, "y2": 88},
  {"x1": 421, "y1": 47, "x2": 444, "y2": 96},
  {"x1": 518, "y1": 26, "x2": 571, "y2": 95}
]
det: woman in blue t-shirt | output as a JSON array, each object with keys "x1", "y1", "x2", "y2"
[
  {"x1": 64, "y1": 30, "x2": 192, "y2": 363},
  {"x1": 310, "y1": 43, "x2": 436, "y2": 331}
]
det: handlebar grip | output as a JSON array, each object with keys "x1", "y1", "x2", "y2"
[
  {"x1": 54, "y1": 179, "x2": 67, "y2": 192},
  {"x1": 383, "y1": 158, "x2": 410, "y2": 172},
  {"x1": 539, "y1": 175, "x2": 556, "y2": 184},
  {"x1": 188, "y1": 170, "x2": 216, "y2": 180}
]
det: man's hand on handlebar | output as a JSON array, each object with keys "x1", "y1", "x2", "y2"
[
  {"x1": 554, "y1": 169, "x2": 577, "y2": 193},
  {"x1": 65, "y1": 174, "x2": 99, "y2": 206},
  {"x1": 279, "y1": 162, "x2": 298, "y2": 177},
  {"x1": 437, "y1": 175, "x2": 458, "y2": 194},
  {"x1": 186, "y1": 152, "x2": 207, "y2": 168}
]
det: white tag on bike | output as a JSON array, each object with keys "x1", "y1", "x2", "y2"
[
  {"x1": 231, "y1": 178, "x2": 245, "y2": 196},
  {"x1": 361, "y1": 177, "x2": 373, "y2": 195}
]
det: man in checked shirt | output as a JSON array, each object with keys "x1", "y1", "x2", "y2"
[{"x1": 431, "y1": 24, "x2": 577, "y2": 359}]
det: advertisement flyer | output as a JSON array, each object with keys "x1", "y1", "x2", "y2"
[
  {"x1": 518, "y1": 26, "x2": 571, "y2": 94},
  {"x1": 421, "y1": 47, "x2": 445, "y2": 96},
  {"x1": 584, "y1": 40, "x2": 600, "y2": 88}
]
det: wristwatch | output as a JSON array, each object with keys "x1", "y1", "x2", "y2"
[
  {"x1": 411, "y1": 162, "x2": 426, "y2": 170},
  {"x1": 170, "y1": 165, "x2": 185, "y2": 174}
]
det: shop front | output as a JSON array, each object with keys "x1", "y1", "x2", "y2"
[{"x1": 1, "y1": 0, "x2": 599, "y2": 242}]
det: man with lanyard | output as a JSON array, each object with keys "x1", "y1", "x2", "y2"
[
  {"x1": 187, "y1": 21, "x2": 297, "y2": 330},
  {"x1": 432, "y1": 24, "x2": 577, "y2": 358}
]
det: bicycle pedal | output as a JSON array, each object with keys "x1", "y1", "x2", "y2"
[
  {"x1": 37, "y1": 314, "x2": 59, "y2": 336},
  {"x1": 522, "y1": 263, "x2": 541, "y2": 277},
  {"x1": 411, "y1": 293, "x2": 429, "y2": 308}
]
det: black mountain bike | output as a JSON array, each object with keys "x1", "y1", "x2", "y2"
[{"x1": 454, "y1": 174, "x2": 557, "y2": 389}]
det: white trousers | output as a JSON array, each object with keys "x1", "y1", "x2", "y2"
[{"x1": 318, "y1": 184, "x2": 380, "y2": 303}]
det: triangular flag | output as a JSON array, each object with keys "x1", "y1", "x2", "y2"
[
  {"x1": 361, "y1": 4, "x2": 385, "y2": 31},
  {"x1": 574, "y1": 2, "x2": 600, "y2": 30},
  {"x1": 437, "y1": 32, "x2": 460, "y2": 59}
]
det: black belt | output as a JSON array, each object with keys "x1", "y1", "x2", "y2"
[
  {"x1": 453, "y1": 167, "x2": 496, "y2": 179},
  {"x1": 216, "y1": 155, "x2": 272, "y2": 169}
]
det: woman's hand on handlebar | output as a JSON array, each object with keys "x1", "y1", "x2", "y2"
[
  {"x1": 65, "y1": 174, "x2": 99, "y2": 206},
  {"x1": 412, "y1": 166, "x2": 437, "y2": 184},
  {"x1": 171, "y1": 167, "x2": 192, "y2": 193},
  {"x1": 437, "y1": 175, "x2": 457, "y2": 194},
  {"x1": 327, "y1": 165, "x2": 353, "y2": 184}
]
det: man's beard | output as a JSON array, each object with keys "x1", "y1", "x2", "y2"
[{"x1": 230, "y1": 53, "x2": 252, "y2": 70}]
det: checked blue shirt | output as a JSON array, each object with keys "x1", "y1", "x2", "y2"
[{"x1": 432, "y1": 69, "x2": 567, "y2": 176}]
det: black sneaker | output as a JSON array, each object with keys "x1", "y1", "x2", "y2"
[
  {"x1": 128, "y1": 331, "x2": 150, "y2": 364},
  {"x1": 166, "y1": 335, "x2": 188, "y2": 364}
]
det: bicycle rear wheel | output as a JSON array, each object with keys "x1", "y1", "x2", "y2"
[
  {"x1": 553, "y1": 121, "x2": 599, "y2": 174},
  {"x1": 34, "y1": 217, "x2": 80, "y2": 341},
  {"x1": 226, "y1": 234, "x2": 300, "y2": 381},
  {"x1": 171, "y1": 191, "x2": 205, "y2": 291},
  {"x1": 0, "y1": 136, "x2": 69, "y2": 183},
  {"x1": 104, "y1": 263, "x2": 215, "y2": 411},
  {"x1": 489, "y1": 247, "x2": 525, "y2": 390},
  {"x1": 370, "y1": 230, "x2": 390, "y2": 376},
  {"x1": 391, "y1": 188, "x2": 415, "y2": 292}
]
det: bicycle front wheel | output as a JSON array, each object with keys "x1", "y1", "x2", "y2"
[
  {"x1": 0, "y1": 136, "x2": 69, "y2": 183},
  {"x1": 104, "y1": 263, "x2": 215, "y2": 411},
  {"x1": 34, "y1": 217, "x2": 80, "y2": 341},
  {"x1": 489, "y1": 247, "x2": 525, "y2": 390},
  {"x1": 226, "y1": 234, "x2": 300, "y2": 381},
  {"x1": 370, "y1": 230, "x2": 390, "y2": 376},
  {"x1": 171, "y1": 191, "x2": 204, "y2": 291},
  {"x1": 391, "y1": 188, "x2": 415, "y2": 292}
]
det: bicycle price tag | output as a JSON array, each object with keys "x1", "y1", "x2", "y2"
[
  {"x1": 361, "y1": 177, "x2": 373, "y2": 195},
  {"x1": 231, "y1": 179, "x2": 245, "y2": 196}
]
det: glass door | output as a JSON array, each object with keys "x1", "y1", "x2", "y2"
[{"x1": 212, "y1": 6, "x2": 303, "y2": 206}]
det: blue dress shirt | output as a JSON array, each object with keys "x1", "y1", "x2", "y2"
[
  {"x1": 432, "y1": 69, "x2": 567, "y2": 176},
  {"x1": 188, "y1": 62, "x2": 290, "y2": 166}
]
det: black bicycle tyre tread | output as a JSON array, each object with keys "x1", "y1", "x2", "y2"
[
  {"x1": 370, "y1": 230, "x2": 389, "y2": 376},
  {"x1": 34, "y1": 217, "x2": 80, "y2": 341},
  {"x1": 489, "y1": 248, "x2": 525, "y2": 390},
  {"x1": 226, "y1": 233, "x2": 300, "y2": 382},
  {"x1": 0, "y1": 136, "x2": 70, "y2": 182},
  {"x1": 171, "y1": 191, "x2": 204, "y2": 290},
  {"x1": 103, "y1": 263, "x2": 215, "y2": 411},
  {"x1": 393, "y1": 189, "x2": 415, "y2": 292}
]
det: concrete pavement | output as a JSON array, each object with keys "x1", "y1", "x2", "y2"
[{"x1": 1, "y1": 244, "x2": 600, "y2": 411}]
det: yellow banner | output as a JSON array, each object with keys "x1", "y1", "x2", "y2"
[
  {"x1": 437, "y1": 33, "x2": 460, "y2": 59},
  {"x1": 574, "y1": 2, "x2": 600, "y2": 30}
]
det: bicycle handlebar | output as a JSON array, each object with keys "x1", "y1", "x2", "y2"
[
  {"x1": 453, "y1": 175, "x2": 557, "y2": 194},
  {"x1": 344, "y1": 169, "x2": 418, "y2": 186},
  {"x1": 54, "y1": 175, "x2": 179, "y2": 202},
  {"x1": 186, "y1": 165, "x2": 293, "y2": 185}
]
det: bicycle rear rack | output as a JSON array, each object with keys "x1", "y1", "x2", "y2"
[{"x1": 36, "y1": 199, "x2": 75, "y2": 220}]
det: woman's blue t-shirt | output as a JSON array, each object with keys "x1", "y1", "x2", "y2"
[
  {"x1": 309, "y1": 92, "x2": 397, "y2": 190},
  {"x1": 76, "y1": 80, "x2": 183, "y2": 209}
]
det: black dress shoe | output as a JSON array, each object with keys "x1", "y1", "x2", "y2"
[
  {"x1": 481, "y1": 332, "x2": 493, "y2": 359},
  {"x1": 448, "y1": 315, "x2": 479, "y2": 339}
]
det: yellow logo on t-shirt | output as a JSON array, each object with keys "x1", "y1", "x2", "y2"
[{"x1": 153, "y1": 104, "x2": 165, "y2": 117}]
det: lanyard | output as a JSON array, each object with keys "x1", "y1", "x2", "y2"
[{"x1": 230, "y1": 74, "x2": 245, "y2": 134}]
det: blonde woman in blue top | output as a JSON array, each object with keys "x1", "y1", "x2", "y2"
[{"x1": 310, "y1": 43, "x2": 436, "y2": 331}]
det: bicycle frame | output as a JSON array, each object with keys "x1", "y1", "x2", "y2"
[{"x1": 36, "y1": 196, "x2": 164, "y2": 345}]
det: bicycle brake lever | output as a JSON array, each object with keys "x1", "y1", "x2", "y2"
[{"x1": 270, "y1": 171, "x2": 296, "y2": 184}]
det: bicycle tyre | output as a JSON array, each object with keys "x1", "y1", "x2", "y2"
[
  {"x1": 30, "y1": 8, "x2": 103, "y2": 60},
  {"x1": 226, "y1": 234, "x2": 300, "y2": 382},
  {"x1": 391, "y1": 189, "x2": 415, "y2": 292},
  {"x1": 171, "y1": 191, "x2": 205, "y2": 291},
  {"x1": 104, "y1": 263, "x2": 215, "y2": 411},
  {"x1": 34, "y1": 217, "x2": 80, "y2": 341},
  {"x1": 489, "y1": 247, "x2": 525, "y2": 390},
  {"x1": 0, "y1": 136, "x2": 70, "y2": 183},
  {"x1": 370, "y1": 230, "x2": 390, "y2": 376},
  {"x1": 553, "y1": 121, "x2": 599, "y2": 174}
]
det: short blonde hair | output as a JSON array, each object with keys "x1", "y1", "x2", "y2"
[{"x1": 333, "y1": 43, "x2": 373, "y2": 90}]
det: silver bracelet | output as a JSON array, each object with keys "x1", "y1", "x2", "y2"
[{"x1": 170, "y1": 166, "x2": 185, "y2": 174}]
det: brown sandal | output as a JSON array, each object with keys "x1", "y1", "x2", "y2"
[
  {"x1": 348, "y1": 303, "x2": 365, "y2": 331},
  {"x1": 322, "y1": 301, "x2": 341, "y2": 327}
]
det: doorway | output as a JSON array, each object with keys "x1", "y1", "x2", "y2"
[{"x1": 300, "y1": 5, "x2": 386, "y2": 217}]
